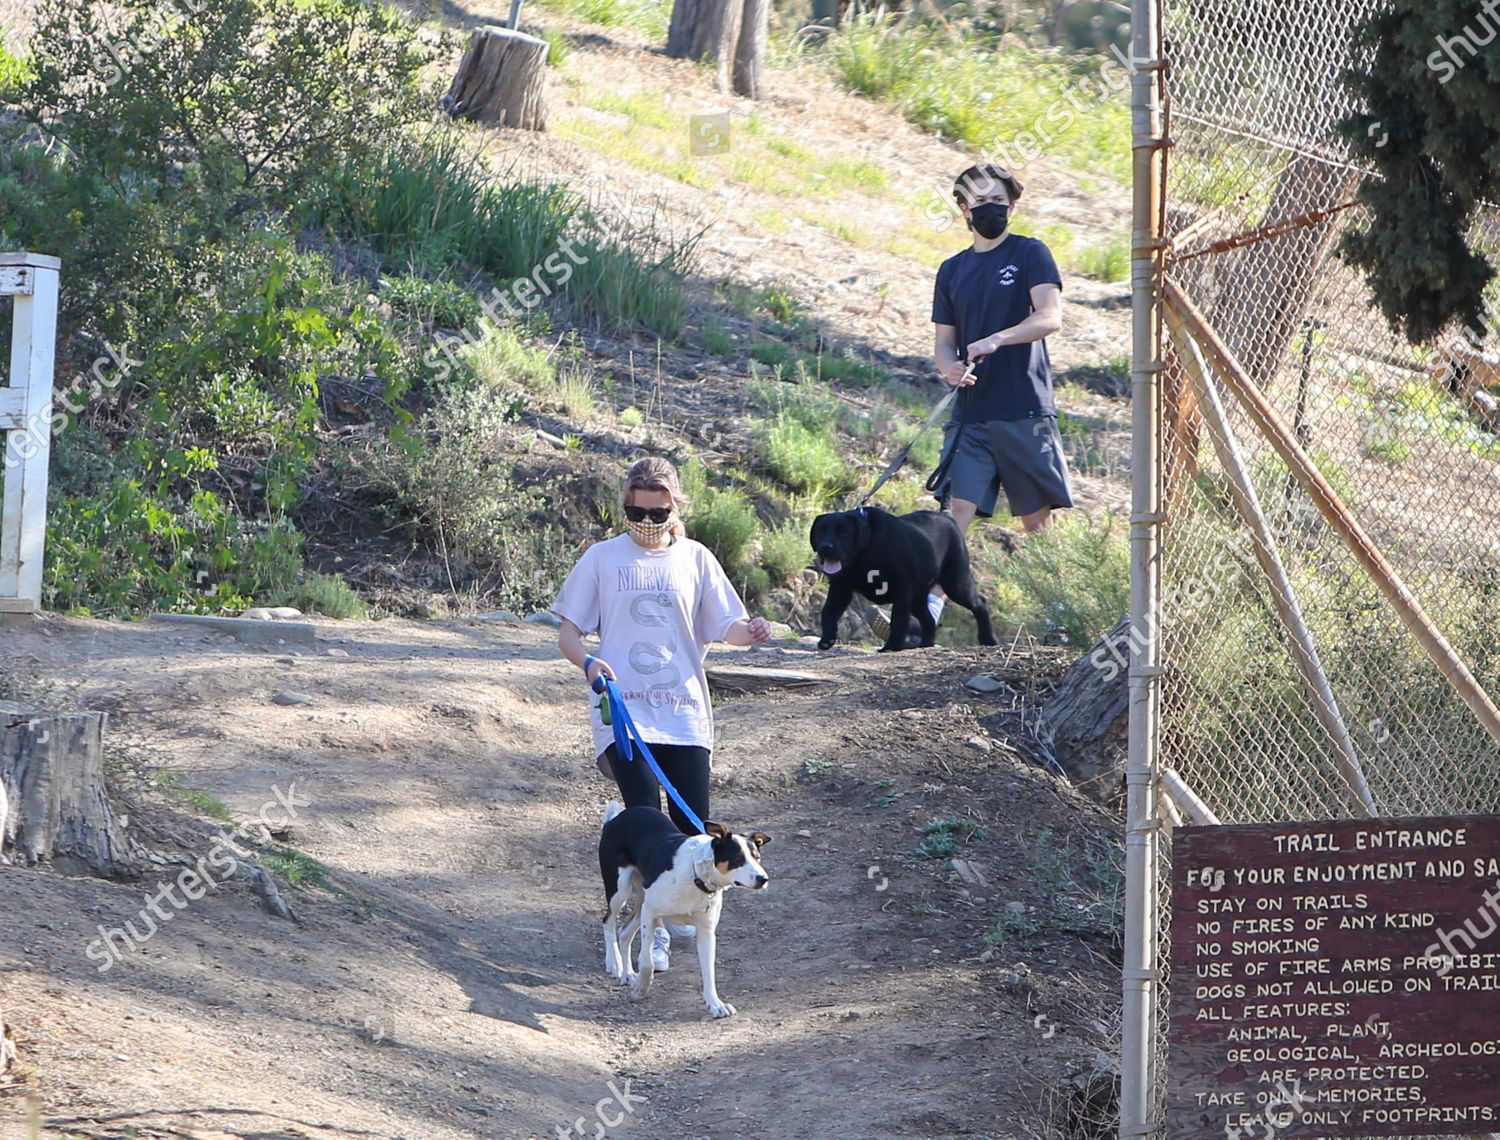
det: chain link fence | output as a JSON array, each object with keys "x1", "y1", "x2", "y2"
[{"x1": 1138, "y1": 0, "x2": 1500, "y2": 1134}]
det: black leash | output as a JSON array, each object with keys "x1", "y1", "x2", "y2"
[{"x1": 850, "y1": 363, "x2": 973, "y2": 508}]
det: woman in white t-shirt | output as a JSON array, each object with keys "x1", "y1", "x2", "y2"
[{"x1": 552, "y1": 458, "x2": 770, "y2": 965}]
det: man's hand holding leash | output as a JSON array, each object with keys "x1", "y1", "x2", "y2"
[{"x1": 942, "y1": 360, "x2": 976, "y2": 387}]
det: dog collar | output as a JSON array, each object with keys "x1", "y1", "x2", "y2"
[{"x1": 692, "y1": 859, "x2": 722, "y2": 894}]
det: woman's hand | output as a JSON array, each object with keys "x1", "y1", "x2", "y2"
[
  {"x1": 725, "y1": 617, "x2": 773, "y2": 646},
  {"x1": 585, "y1": 656, "x2": 617, "y2": 690}
]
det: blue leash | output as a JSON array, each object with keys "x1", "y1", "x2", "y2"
[{"x1": 592, "y1": 672, "x2": 708, "y2": 835}]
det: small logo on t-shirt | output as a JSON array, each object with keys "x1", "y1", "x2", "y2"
[{"x1": 997, "y1": 264, "x2": 1020, "y2": 287}]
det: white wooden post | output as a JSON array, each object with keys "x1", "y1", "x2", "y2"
[{"x1": 0, "y1": 252, "x2": 61, "y2": 614}]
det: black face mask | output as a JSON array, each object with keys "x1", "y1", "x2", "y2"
[{"x1": 968, "y1": 202, "x2": 1010, "y2": 240}]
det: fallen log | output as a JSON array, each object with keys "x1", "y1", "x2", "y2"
[{"x1": 705, "y1": 666, "x2": 835, "y2": 694}]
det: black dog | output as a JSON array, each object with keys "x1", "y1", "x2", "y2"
[{"x1": 810, "y1": 507, "x2": 997, "y2": 652}]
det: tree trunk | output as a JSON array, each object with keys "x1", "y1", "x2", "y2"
[
  {"x1": 1037, "y1": 618, "x2": 1131, "y2": 804},
  {"x1": 666, "y1": 0, "x2": 742, "y2": 92},
  {"x1": 1211, "y1": 158, "x2": 1361, "y2": 386},
  {"x1": 1, "y1": 703, "x2": 137, "y2": 879},
  {"x1": 444, "y1": 26, "x2": 548, "y2": 131},
  {"x1": 732, "y1": 0, "x2": 768, "y2": 99}
]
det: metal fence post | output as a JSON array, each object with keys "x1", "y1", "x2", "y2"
[{"x1": 1122, "y1": 0, "x2": 1165, "y2": 1134}]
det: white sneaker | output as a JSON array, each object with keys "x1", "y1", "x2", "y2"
[
  {"x1": 927, "y1": 594, "x2": 946, "y2": 625},
  {"x1": 666, "y1": 921, "x2": 697, "y2": 939},
  {"x1": 651, "y1": 926, "x2": 671, "y2": 972}
]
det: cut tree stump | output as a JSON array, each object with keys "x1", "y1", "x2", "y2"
[
  {"x1": 444, "y1": 26, "x2": 548, "y2": 131},
  {"x1": 1037, "y1": 618, "x2": 1130, "y2": 804},
  {"x1": 0, "y1": 702, "x2": 137, "y2": 879}
]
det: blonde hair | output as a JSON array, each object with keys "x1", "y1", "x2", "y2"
[{"x1": 623, "y1": 457, "x2": 689, "y2": 537}]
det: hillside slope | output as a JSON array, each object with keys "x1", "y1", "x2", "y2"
[{"x1": 1, "y1": 615, "x2": 1120, "y2": 1138}]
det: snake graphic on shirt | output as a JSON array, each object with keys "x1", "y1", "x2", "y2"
[
  {"x1": 630, "y1": 592, "x2": 674, "y2": 628},
  {"x1": 630, "y1": 592, "x2": 682, "y2": 709}
]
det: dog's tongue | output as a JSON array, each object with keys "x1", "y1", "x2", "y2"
[{"x1": 820, "y1": 558, "x2": 842, "y2": 575}]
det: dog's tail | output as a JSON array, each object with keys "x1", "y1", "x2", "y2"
[{"x1": 602, "y1": 799, "x2": 625, "y2": 828}]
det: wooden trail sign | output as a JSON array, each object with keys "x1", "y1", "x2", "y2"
[{"x1": 1171, "y1": 815, "x2": 1500, "y2": 1138}]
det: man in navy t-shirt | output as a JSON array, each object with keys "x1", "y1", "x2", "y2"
[
  {"x1": 874, "y1": 163, "x2": 1072, "y2": 643},
  {"x1": 930, "y1": 162, "x2": 1072, "y2": 537}
]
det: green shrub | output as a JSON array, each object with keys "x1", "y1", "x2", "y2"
[
  {"x1": 680, "y1": 460, "x2": 759, "y2": 575},
  {"x1": 751, "y1": 342, "x2": 792, "y2": 367},
  {"x1": 308, "y1": 132, "x2": 577, "y2": 281},
  {"x1": 354, "y1": 384, "x2": 568, "y2": 608},
  {"x1": 750, "y1": 374, "x2": 844, "y2": 433},
  {"x1": 687, "y1": 489, "x2": 759, "y2": 575},
  {"x1": 760, "y1": 281, "x2": 803, "y2": 323},
  {"x1": 462, "y1": 325, "x2": 556, "y2": 392},
  {"x1": 701, "y1": 316, "x2": 735, "y2": 357},
  {"x1": 985, "y1": 512, "x2": 1129, "y2": 646},
  {"x1": 1078, "y1": 233, "x2": 1130, "y2": 283},
  {"x1": 545, "y1": 0, "x2": 672, "y2": 37},
  {"x1": 23, "y1": 0, "x2": 430, "y2": 214},
  {"x1": 275, "y1": 572, "x2": 368, "y2": 619},
  {"x1": 764, "y1": 413, "x2": 848, "y2": 494},
  {"x1": 761, "y1": 519, "x2": 811, "y2": 583},
  {"x1": 619, "y1": 406, "x2": 645, "y2": 427},
  {"x1": 563, "y1": 225, "x2": 695, "y2": 337},
  {"x1": 383, "y1": 274, "x2": 482, "y2": 330},
  {"x1": 892, "y1": 419, "x2": 942, "y2": 473},
  {"x1": 538, "y1": 27, "x2": 570, "y2": 67},
  {"x1": 823, "y1": 12, "x2": 1130, "y2": 184}
]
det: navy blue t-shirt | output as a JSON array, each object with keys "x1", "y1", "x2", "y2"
[{"x1": 932, "y1": 234, "x2": 1063, "y2": 423}]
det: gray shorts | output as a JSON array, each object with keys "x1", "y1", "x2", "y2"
[{"x1": 928, "y1": 416, "x2": 1075, "y2": 519}]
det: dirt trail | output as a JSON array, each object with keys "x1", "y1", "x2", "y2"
[{"x1": 2, "y1": 614, "x2": 1118, "y2": 1139}]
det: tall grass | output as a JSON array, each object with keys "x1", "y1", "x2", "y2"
[
  {"x1": 307, "y1": 132, "x2": 695, "y2": 337},
  {"x1": 822, "y1": 12, "x2": 1130, "y2": 185},
  {"x1": 308, "y1": 132, "x2": 575, "y2": 279}
]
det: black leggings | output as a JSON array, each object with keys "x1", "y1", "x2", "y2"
[{"x1": 603, "y1": 741, "x2": 711, "y2": 836}]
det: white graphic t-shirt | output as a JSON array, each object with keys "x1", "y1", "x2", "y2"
[{"x1": 551, "y1": 534, "x2": 748, "y2": 758}]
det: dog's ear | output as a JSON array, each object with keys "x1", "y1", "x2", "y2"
[
  {"x1": 750, "y1": 832, "x2": 772, "y2": 849},
  {"x1": 704, "y1": 820, "x2": 731, "y2": 839}
]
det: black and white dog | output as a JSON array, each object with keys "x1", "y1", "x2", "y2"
[{"x1": 599, "y1": 803, "x2": 770, "y2": 1019}]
